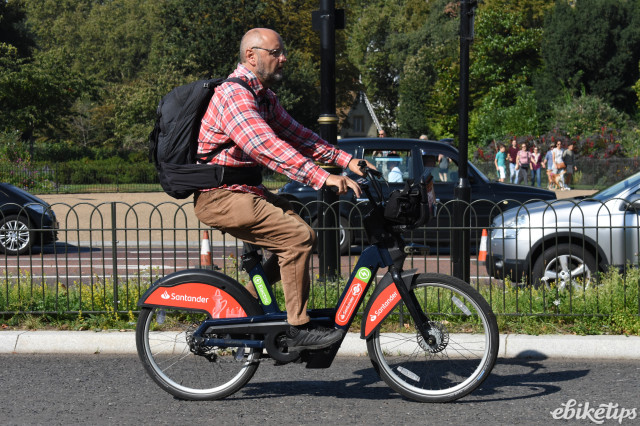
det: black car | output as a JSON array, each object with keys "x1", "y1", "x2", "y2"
[
  {"x1": 0, "y1": 183, "x2": 58, "y2": 255},
  {"x1": 278, "y1": 138, "x2": 556, "y2": 253}
]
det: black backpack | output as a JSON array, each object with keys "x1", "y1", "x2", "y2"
[{"x1": 149, "y1": 77, "x2": 262, "y2": 199}]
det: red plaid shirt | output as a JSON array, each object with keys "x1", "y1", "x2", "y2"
[{"x1": 198, "y1": 64, "x2": 352, "y2": 197}]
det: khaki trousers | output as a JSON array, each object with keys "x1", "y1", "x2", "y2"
[{"x1": 194, "y1": 189, "x2": 315, "y2": 325}]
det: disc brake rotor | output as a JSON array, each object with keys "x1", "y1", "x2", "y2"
[{"x1": 417, "y1": 321, "x2": 450, "y2": 353}]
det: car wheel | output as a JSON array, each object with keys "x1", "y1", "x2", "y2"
[
  {"x1": 0, "y1": 214, "x2": 34, "y2": 255},
  {"x1": 312, "y1": 216, "x2": 351, "y2": 255},
  {"x1": 531, "y1": 243, "x2": 596, "y2": 291}
]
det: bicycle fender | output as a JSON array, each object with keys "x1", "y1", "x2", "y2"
[
  {"x1": 360, "y1": 269, "x2": 417, "y2": 339},
  {"x1": 139, "y1": 268, "x2": 259, "y2": 318}
]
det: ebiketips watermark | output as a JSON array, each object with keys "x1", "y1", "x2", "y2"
[{"x1": 550, "y1": 399, "x2": 638, "y2": 424}]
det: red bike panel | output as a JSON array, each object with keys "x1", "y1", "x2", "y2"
[
  {"x1": 145, "y1": 283, "x2": 246, "y2": 318},
  {"x1": 364, "y1": 282, "x2": 401, "y2": 336},
  {"x1": 336, "y1": 275, "x2": 368, "y2": 326}
]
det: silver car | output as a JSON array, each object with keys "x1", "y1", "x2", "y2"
[{"x1": 486, "y1": 171, "x2": 640, "y2": 289}]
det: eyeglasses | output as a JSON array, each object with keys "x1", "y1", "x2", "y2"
[{"x1": 252, "y1": 46, "x2": 287, "y2": 58}]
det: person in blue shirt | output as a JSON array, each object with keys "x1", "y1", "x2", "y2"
[{"x1": 494, "y1": 144, "x2": 506, "y2": 182}]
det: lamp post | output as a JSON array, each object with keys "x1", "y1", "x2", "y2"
[
  {"x1": 452, "y1": 0, "x2": 477, "y2": 283},
  {"x1": 313, "y1": 0, "x2": 345, "y2": 280}
]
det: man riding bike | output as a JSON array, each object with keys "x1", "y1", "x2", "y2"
[{"x1": 194, "y1": 28, "x2": 373, "y2": 350}]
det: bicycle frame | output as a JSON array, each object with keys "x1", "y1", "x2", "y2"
[{"x1": 139, "y1": 164, "x2": 436, "y2": 367}]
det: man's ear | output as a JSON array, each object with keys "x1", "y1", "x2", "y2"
[{"x1": 245, "y1": 48, "x2": 257, "y2": 67}]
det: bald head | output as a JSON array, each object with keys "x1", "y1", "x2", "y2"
[
  {"x1": 240, "y1": 28, "x2": 282, "y2": 63},
  {"x1": 239, "y1": 28, "x2": 287, "y2": 88}
]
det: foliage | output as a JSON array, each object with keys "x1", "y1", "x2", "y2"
[
  {"x1": 0, "y1": 46, "x2": 89, "y2": 138},
  {"x1": 1, "y1": 0, "x2": 639, "y2": 157},
  {"x1": 0, "y1": 130, "x2": 56, "y2": 191},
  {"x1": 550, "y1": 91, "x2": 628, "y2": 137},
  {"x1": 470, "y1": 82, "x2": 541, "y2": 146},
  {"x1": 468, "y1": 5, "x2": 544, "y2": 145},
  {"x1": 538, "y1": 0, "x2": 640, "y2": 114},
  {"x1": 0, "y1": 0, "x2": 35, "y2": 58},
  {"x1": 488, "y1": 266, "x2": 640, "y2": 335}
]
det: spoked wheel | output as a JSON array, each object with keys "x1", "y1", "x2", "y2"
[
  {"x1": 367, "y1": 273, "x2": 499, "y2": 402},
  {"x1": 136, "y1": 307, "x2": 262, "y2": 401}
]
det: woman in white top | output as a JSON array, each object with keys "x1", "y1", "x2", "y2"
[{"x1": 552, "y1": 141, "x2": 565, "y2": 171}]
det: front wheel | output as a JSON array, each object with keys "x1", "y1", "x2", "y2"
[
  {"x1": 0, "y1": 214, "x2": 33, "y2": 255},
  {"x1": 367, "y1": 273, "x2": 498, "y2": 402}
]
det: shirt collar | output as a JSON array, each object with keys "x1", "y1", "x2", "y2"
[{"x1": 233, "y1": 63, "x2": 267, "y2": 96}]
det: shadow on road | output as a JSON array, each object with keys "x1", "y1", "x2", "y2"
[
  {"x1": 38, "y1": 242, "x2": 102, "y2": 254},
  {"x1": 227, "y1": 353, "x2": 590, "y2": 402}
]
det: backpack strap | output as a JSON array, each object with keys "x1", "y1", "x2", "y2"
[{"x1": 196, "y1": 77, "x2": 259, "y2": 164}]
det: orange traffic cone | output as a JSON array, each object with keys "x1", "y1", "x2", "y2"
[
  {"x1": 478, "y1": 229, "x2": 488, "y2": 263},
  {"x1": 200, "y1": 230, "x2": 212, "y2": 267}
]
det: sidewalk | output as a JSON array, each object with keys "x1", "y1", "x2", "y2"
[{"x1": 1, "y1": 330, "x2": 639, "y2": 359}]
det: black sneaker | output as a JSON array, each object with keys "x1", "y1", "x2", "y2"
[{"x1": 285, "y1": 324, "x2": 344, "y2": 351}]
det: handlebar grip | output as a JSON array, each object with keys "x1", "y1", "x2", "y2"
[
  {"x1": 358, "y1": 160, "x2": 382, "y2": 178},
  {"x1": 414, "y1": 175, "x2": 433, "y2": 228}
]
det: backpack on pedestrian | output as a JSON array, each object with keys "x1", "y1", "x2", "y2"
[{"x1": 148, "y1": 77, "x2": 260, "y2": 199}]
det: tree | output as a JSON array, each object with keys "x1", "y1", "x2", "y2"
[
  {"x1": 468, "y1": 4, "x2": 543, "y2": 144},
  {"x1": 0, "y1": 0, "x2": 35, "y2": 58},
  {"x1": 0, "y1": 45, "x2": 88, "y2": 139},
  {"x1": 539, "y1": 0, "x2": 640, "y2": 115},
  {"x1": 347, "y1": 0, "x2": 459, "y2": 137}
]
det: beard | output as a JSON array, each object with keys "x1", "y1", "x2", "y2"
[{"x1": 256, "y1": 57, "x2": 283, "y2": 87}]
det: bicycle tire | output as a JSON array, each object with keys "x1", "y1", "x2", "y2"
[
  {"x1": 367, "y1": 273, "x2": 499, "y2": 402},
  {"x1": 136, "y1": 272, "x2": 263, "y2": 401}
]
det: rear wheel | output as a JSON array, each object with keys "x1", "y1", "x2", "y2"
[
  {"x1": 367, "y1": 273, "x2": 498, "y2": 402},
  {"x1": 136, "y1": 274, "x2": 263, "y2": 401}
]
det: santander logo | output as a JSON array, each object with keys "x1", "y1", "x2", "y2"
[
  {"x1": 364, "y1": 283, "x2": 401, "y2": 336},
  {"x1": 146, "y1": 283, "x2": 246, "y2": 319}
]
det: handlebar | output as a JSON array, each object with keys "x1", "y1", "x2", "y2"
[{"x1": 357, "y1": 160, "x2": 434, "y2": 229}]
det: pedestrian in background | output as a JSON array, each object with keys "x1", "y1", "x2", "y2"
[
  {"x1": 562, "y1": 143, "x2": 577, "y2": 189},
  {"x1": 552, "y1": 141, "x2": 565, "y2": 172},
  {"x1": 543, "y1": 143, "x2": 555, "y2": 189},
  {"x1": 507, "y1": 138, "x2": 519, "y2": 184},
  {"x1": 494, "y1": 144, "x2": 506, "y2": 182},
  {"x1": 530, "y1": 146, "x2": 542, "y2": 187},
  {"x1": 516, "y1": 142, "x2": 530, "y2": 185}
]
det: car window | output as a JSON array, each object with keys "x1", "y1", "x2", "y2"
[
  {"x1": 365, "y1": 149, "x2": 413, "y2": 183},
  {"x1": 590, "y1": 171, "x2": 640, "y2": 202},
  {"x1": 422, "y1": 153, "x2": 457, "y2": 183}
]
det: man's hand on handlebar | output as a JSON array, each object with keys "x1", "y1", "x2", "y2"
[
  {"x1": 324, "y1": 159, "x2": 376, "y2": 198},
  {"x1": 325, "y1": 174, "x2": 362, "y2": 198},
  {"x1": 347, "y1": 158, "x2": 376, "y2": 176}
]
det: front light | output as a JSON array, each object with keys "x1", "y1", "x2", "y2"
[
  {"x1": 26, "y1": 203, "x2": 53, "y2": 218},
  {"x1": 492, "y1": 213, "x2": 528, "y2": 239}
]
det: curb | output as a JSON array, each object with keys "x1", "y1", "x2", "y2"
[{"x1": 2, "y1": 331, "x2": 640, "y2": 359}]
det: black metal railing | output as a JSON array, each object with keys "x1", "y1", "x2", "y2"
[{"x1": 1, "y1": 198, "x2": 639, "y2": 318}]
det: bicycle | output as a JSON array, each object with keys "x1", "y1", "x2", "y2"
[{"x1": 135, "y1": 162, "x2": 499, "y2": 403}]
